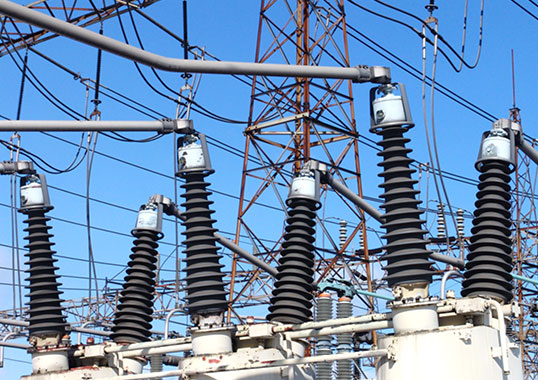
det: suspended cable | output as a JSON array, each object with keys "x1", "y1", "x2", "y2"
[
  {"x1": 1, "y1": 19, "x2": 88, "y2": 121},
  {"x1": 28, "y1": 46, "x2": 168, "y2": 120},
  {"x1": 340, "y1": 21, "x2": 497, "y2": 121},
  {"x1": 453, "y1": 0, "x2": 485, "y2": 72},
  {"x1": 511, "y1": 0, "x2": 538, "y2": 21},
  {"x1": 114, "y1": 7, "x2": 248, "y2": 125},
  {"x1": 15, "y1": 48, "x2": 28, "y2": 120},
  {"x1": 0, "y1": 139, "x2": 88, "y2": 174},
  {"x1": 363, "y1": 0, "x2": 485, "y2": 70},
  {"x1": 85, "y1": 131, "x2": 100, "y2": 310},
  {"x1": 420, "y1": 18, "x2": 461, "y2": 258}
]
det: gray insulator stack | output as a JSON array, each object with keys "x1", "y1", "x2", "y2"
[
  {"x1": 21, "y1": 208, "x2": 67, "y2": 339},
  {"x1": 461, "y1": 160, "x2": 514, "y2": 303},
  {"x1": 150, "y1": 354, "x2": 163, "y2": 380},
  {"x1": 456, "y1": 208, "x2": 465, "y2": 252},
  {"x1": 339, "y1": 219, "x2": 347, "y2": 250},
  {"x1": 316, "y1": 293, "x2": 333, "y2": 380},
  {"x1": 336, "y1": 296, "x2": 353, "y2": 380},
  {"x1": 111, "y1": 228, "x2": 161, "y2": 343},
  {"x1": 267, "y1": 197, "x2": 319, "y2": 323},
  {"x1": 456, "y1": 209, "x2": 465, "y2": 238},
  {"x1": 371, "y1": 124, "x2": 433, "y2": 287},
  {"x1": 437, "y1": 203, "x2": 446, "y2": 239},
  {"x1": 180, "y1": 172, "x2": 227, "y2": 317}
]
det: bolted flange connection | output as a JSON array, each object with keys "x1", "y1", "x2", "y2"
[
  {"x1": 21, "y1": 207, "x2": 68, "y2": 340},
  {"x1": 111, "y1": 228, "x2": 162, "y2": 343},
  {"x1": 180, "y1": 171, "x2": 227, "y2": 320},
  {"x1": 268, "y1": 171, "x2": 321, "y2": 324},
  {"x1": 461, "y1": 160, "x2": 514, "y2": 303}
]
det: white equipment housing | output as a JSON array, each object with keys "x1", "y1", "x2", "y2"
[{"x1": 19, "y1": 296, "x2": 523, "y2": 380}]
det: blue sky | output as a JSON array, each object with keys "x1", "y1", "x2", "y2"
[{"x1": 1, "y1": 0, "x2": 538, "y2": 377}]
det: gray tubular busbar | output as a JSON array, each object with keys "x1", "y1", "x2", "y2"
[
  {"x1": 0, "y1": 0, "x2": 390, "y2": 83},
  {"x1": 325, "y1": 172, "x2": 385, "y2": 224},
  {"x1": 0, "y1": 120, "x2": 187, "y2": 133},
  {"x1": 519, "y1": 139, "x2": 538, "y2": 167}
]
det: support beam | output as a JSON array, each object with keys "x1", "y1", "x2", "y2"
[
  {"x1": 0, "y1": 119, "x2": 192, "y2": 133},
  {"x1": 0, "y1": 0, "x2": 390, "y2": 83},
  {"x1": 166, "y1": 205, "x2": 278, "y2": 277},
  {"x1": 519, "y1": 139, "x2": 538, "y2": 167},
  {"x1": 324, "y1": 172, "x2": 384, "y2": 224},
  {"x1": 322, "y1": 172, "x2": 465, "y2": 269},
  {"x1": 430, "y1": 252, "x2": 464, "y2": 269}
]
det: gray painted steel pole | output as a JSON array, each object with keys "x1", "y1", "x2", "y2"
[
  {"x1": 214, "y1": 234, "x2": 278, "y2": 277},
  {"x1": 0, "y1": 0, "x2": 390, "y2": 83},
  {"x1": 519, "y1": 139, "x2": 538, "y2": 167},
  {"x1": 0, "y1": 120, "x2": 189, "y2": 133},
  {"x1": 324, "y1": 174, "x2": 465, "y2": 268},
  {"x1": 169, "y1": 208, "x2": 278, "y2": 277},
  {"x1": 430, "y1": 253, "x2": 464, "y2": 269},
  {"x1": 325, "y1": 173, "x2": 385, "y2": 224}
]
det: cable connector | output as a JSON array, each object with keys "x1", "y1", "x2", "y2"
[
  {"x1": 0, "y1": 160, "x2": 35, "y2": 175},
  {"x1": 354, "y1": 65, "x2": 391, "y2": 84},
  {"x1": 148, "y1": 194, "x2": 183, "y2": 220}
]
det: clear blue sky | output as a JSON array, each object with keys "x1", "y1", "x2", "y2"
[{"x1": 1, "y1": 0, "x2": 537, "y2": 377}]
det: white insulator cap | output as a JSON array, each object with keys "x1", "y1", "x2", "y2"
[
  {"x1": 20, "y1": 181, "x2": 44, "y2": 208},
  {"x1": 178, "y1": 142, "x2": 206, "y2": 171},
  {"x1": 136, "y1": 207, "x2": 159, "y2": 230},
  {"x1": 288, "y1": 171, "x2": 319, "y2": 202},
  {"x1": 372, "y1": 85, "x2": 406, "y2": 124}
]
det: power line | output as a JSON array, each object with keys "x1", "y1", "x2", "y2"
[
  {"x1": 347, "y1": 0, "x2": 484, "y2": 71},
  {"x1": 341, "y1": 21, "x2": 497, "y2": 122},
  {"x1": 0, "y1": 138, "x2": 88, "y2": 174},
  {"x1": 114, "y1": 7, "x2": 249, "y2": 125},
  {"x1": 511, "y1": 0, "x2": 538, "y2": 21},
  {"x1": 0, "y1": 19, "x2": 88, "y2": 121}
]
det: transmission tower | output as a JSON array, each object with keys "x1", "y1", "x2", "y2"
[{"x1": 229, "y1": 0, "x2": 380, "y2": 325}]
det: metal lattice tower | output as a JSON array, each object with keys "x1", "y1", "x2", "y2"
[{"x1": 229, "y1": 0, "x2": 377, "y2": 323}]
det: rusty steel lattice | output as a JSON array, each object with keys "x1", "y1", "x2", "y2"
[
  {"x1": 228, "y1": 0, "x2": 381, "y2": 327},
  {"x1": 511, "y1": 107, "x2": 538, "y2": 380}
]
